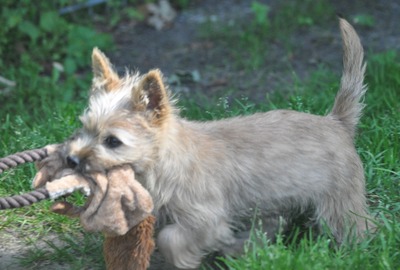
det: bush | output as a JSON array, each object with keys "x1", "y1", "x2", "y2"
[{"x1": 0, "y1": 1, "x2": 113, "y2": 73}]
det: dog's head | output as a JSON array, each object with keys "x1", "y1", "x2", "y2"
[{"x1": 65, "y1": 48, "x2": 174, "y2": 174}]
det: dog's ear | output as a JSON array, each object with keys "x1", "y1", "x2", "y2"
[
  {"x1": 91, "y1": 47, "x2": 120, "y2": 92},
  {"x1": 132, "y1": 69, "x2": 172, "y2": 125}
]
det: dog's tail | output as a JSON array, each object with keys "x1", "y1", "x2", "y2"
[{"x1": 330, "y1": 18, "x2": 367, "y2": 138}]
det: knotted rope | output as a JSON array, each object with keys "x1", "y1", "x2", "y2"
[{"x1": 0, "y1": 148, "x2": 50, "y2": 210}]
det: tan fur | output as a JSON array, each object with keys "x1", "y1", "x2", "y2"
[
  {"x1": 64, "y1": 19, "x2": 374, "y2": 269},
  {"x1": 92, "y1": 47, "x2": 120, "y2": 91}
]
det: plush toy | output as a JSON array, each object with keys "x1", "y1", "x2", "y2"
[{"x1": 32, "y1": 145, "x2": 155, "y2": 270}]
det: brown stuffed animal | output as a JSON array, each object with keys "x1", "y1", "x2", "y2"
[
  {"x1": 33, "y1": 145, "x2": 155, "y2": 270},
  {"x1": 103, "y1": 216, "x2": 155, "y2": 270}
]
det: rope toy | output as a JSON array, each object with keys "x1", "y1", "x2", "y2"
[
  {"x1": 0, "y1": 148, "x2": 92, "y2": 211},
  {"x1": 0, "y1": 146, "x2": 155, "y2": 270}
]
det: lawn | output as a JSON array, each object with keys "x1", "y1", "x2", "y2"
[{"x1": 0, "y1": 1, "x2": 399, "y2": 269}]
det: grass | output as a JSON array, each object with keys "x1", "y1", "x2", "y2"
[
  {"x1": 0, "y1": 1, "x2": 399, "y2": 269},
  {"x1": 2, "y1": 49, "x2": 397, "y2": 270}
]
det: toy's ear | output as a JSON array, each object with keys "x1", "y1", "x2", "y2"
[
  {"x1": 132, "y1": 69, "x2": 172, "y2": 125},
  {"x1": 91, "y1": 47, "x2": 120, "y2": 92}
]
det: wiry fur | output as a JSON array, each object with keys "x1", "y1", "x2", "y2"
[{"x1": 65, "y1": 19, "x2": 374, "y2": 269}]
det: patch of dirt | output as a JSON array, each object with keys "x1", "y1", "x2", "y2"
[
  {"x1": 0, "y1": 232, "x2": 28, "y2": 270},
  {"x1": 0, "y1": 231, "x2": 70, "y2": 270}
]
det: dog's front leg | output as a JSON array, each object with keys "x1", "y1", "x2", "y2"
[
  {"x1": 157, "y1": 224, "x2": 204, "y2": 269},
  {"x1": 158, "y1": 221, "x2": 236, "y2": 269}
]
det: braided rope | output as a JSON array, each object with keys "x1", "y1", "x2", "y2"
[
  {"x1": 0, "y1": 188, "x2": 49, "y2": 210},
  {"x1": 0, "y1": 148, "x2": 48, "y2": 174},
  {"x1": 0, "y1": 147, "x2": 50, "y2": 210}
]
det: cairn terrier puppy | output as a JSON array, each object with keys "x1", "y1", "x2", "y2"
[{"x1": 65, "y1": 19, "x2": 373, "y2": 269}]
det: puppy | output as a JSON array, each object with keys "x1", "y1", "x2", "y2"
[{"x1": 64, "y1": 19, "x2": 374, "y2": 269}]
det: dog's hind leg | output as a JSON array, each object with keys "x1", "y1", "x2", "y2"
[{"x1": 313, "y1": 191, "x2": 373, "y2": 243}]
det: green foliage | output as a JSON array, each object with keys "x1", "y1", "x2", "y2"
[
  {"x1": 0, "y1": 0, "x2": 113, "y2": 132},
  {"x1": 0, "y1": 1, "x2": 112, "y2": 74}
]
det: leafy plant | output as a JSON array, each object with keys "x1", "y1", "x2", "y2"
[{"x1": 0, "y1": 1, "x2": 113, "y2": 119}]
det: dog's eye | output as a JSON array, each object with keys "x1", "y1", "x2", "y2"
[{"x1": 104, "y1": 136, "x2": 122, "y2": 148}]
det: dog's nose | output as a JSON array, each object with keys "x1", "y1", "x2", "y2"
[{"x1": 66, "y1": 155, "x2": 80, "y2": 169}]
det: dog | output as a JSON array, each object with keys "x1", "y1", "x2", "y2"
[{"x1": 63, "y1": 19, "x2": 374, "y2": 269}]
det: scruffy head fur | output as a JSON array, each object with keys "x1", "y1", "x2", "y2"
[
  {"x1": 66, "y1": 48, "x2": 175, "y2": 174},
  {"x1": 66, "y1": 19, "x2": 374, "y2": 269}
]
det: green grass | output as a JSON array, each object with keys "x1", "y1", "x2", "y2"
[
  {"x1": 0, "y1": 1, "x2": 399, "y2": 269},
  {"x1": 20, "y1": 233, "x2": 105, "y2": 270},
  {"x1": 213, "y1": 214, "x2": 399, "y2": 270},
  {"x1": 1, "y1": 53, "x2": 399, "y2": 270}
]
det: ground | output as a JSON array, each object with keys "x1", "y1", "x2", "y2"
[
  {"x1": 111, "y1": 0, "x2": 400, "y2": 102},
  {"x1": 1, "y1": 0, "x2": 399, "y2": 269}
]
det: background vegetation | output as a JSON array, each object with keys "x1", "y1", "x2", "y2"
[{"x1": 0, "y1": 1, "x2": 398, "y2": 269}]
